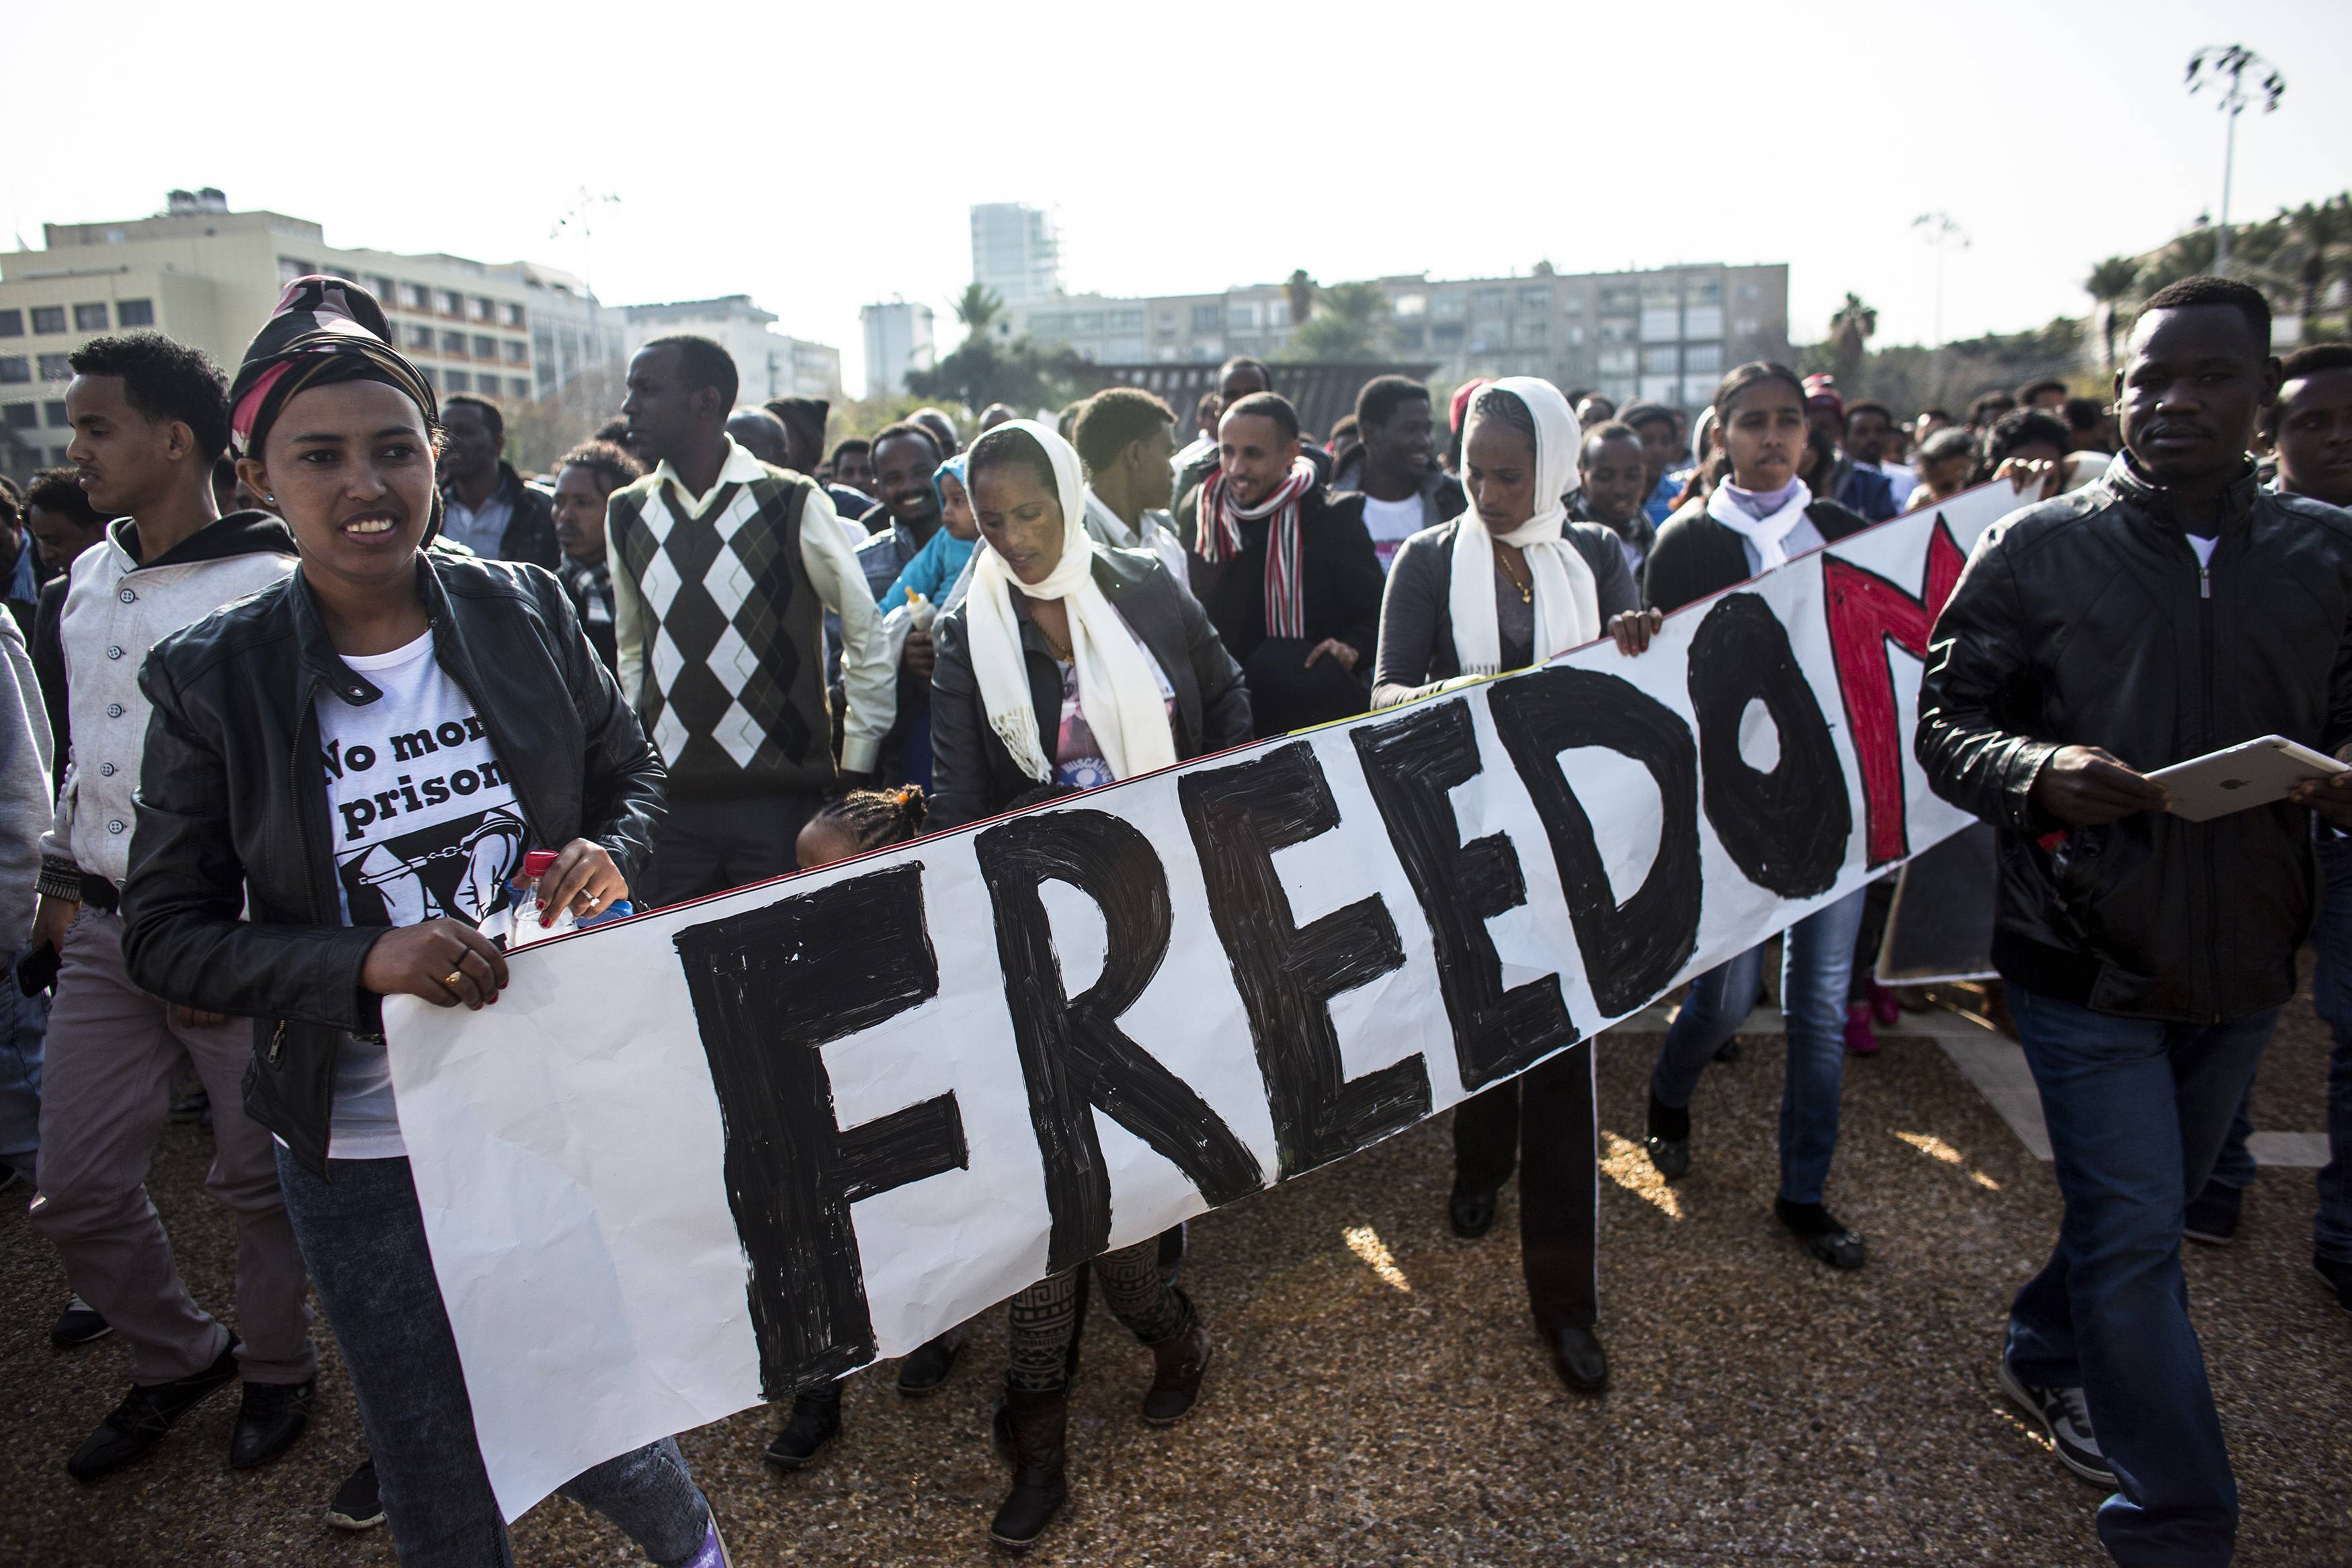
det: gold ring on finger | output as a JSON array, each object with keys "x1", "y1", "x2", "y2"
[{"x1": 443, "y1": 969, "x2": 465, "y2": 990}]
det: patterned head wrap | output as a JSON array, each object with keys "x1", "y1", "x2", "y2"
[{"x1": 228, "y1": 276, "x2": 438, "y2": 460}]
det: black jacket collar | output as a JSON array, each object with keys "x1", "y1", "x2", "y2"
[
  {"x1": 112, "y1": 508, "x2": 296, "y2": 570},
  {"x1": 2103, "y1": 449, "x2": 2262, "y2": 535},
  {"x1": 286, "y1": 553, "x2": 458, "y2": 707}
]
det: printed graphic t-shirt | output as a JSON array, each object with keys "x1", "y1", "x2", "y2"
[
  {"x1": 316, "y1": 629, "x2": 525, "y2": 1158},
  {"x1": 1361, "y1": 492, "x2": 1424, "y2": 573}
]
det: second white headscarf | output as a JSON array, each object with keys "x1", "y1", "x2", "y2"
[
  {"x1": 966, "y1": 421, "x2": 1179, "y2": 785},
  {"x1": 1450, "y1": 376, "x2": 1602, "y2": 677}
]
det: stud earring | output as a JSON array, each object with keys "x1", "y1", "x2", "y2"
[{"x1": 265, "y1": 494, "x2": 276, "y2": 504}]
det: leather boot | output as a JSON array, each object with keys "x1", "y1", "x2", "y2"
[
  {"x1": 988, "y1": 1385, "x2": 1067, "y2": 1553},
  {"x1": 1140, "y1": 1291, "x2": 1212, "y2": 1426}
]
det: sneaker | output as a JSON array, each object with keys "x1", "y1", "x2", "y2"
[
  {"x1": 1997, "y1": 1358, "x2": 2117, "y2": 1488},
  {"x1": 50, "y1": 1294, "x2": 114, "y2": 1348},
  {"x1": 2182, "y1": 1179, "x2": 2242, "y2": 1246},
  {"x1": 2316, "y1": 1252, "x2": 2352, "y2": 1315},
  {"x1": 327, "y1": 1459, "x2": 385, "y2": 1531},
  {"x1": 229, "y1": 1377, "x2": 314, "y2": 1469},
  {"x1": 67, "y1": 1336, "x2": 240, "y2": 1481},
  {"x1": 679, "y1": 1515, "x2": 730, "y2": 1567},
  {"x1": 1843, "y1": 1001, "x2": 1881, "y2": 1056}
]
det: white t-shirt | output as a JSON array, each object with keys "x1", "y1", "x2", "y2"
[
  {"x1": 1361, "y1": 492, "x2": 1424, "y2": 572},
  {"x1": 316, "y1": 629, "x2": 525, "y2": 1158}
]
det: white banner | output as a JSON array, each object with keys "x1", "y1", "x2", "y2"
[{"x1": 386, "y1": 481, "x2": 2020, "y2": 1519}]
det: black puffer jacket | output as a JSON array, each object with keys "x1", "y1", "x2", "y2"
[
  {"x1": 121, "y1": 552, "x2": 665, "y2": 1174},
  {"x1": 1916, "y1": 455, "x2": 2352, "y2": 1020}
]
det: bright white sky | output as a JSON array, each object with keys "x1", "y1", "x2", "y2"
[{"x1": 9, "y1": 0, "x2": 2347, "y2": 390}]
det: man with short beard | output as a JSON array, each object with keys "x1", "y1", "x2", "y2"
[
  {"x1": 1181, "y1": 390, "x2": 1382, "y2": 737},
  {"x1": 433, "y1": 395, "x2": 558, "y2": 566}
]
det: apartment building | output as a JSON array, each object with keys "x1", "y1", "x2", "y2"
[
  {"x1": 619, "y1": 296, "x2": 843, "y2": 404},
  {"x1": 999, "y1": 261, "x2": 1792, "y2": 409},
  {"x1": 971, "y1": 204, "x2": 1061, "y2": 306},
  {"x1": 0, "y1": 188, "x2": 621, "y2": 477},
  {"x1": 860, "y1": 300, "x2": 937, "y2": 398}
]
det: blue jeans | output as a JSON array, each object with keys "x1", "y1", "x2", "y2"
[
  {"x1": 0, "y1": 944, "x2": 45, "y2": 1182},
  {"x1": 2208, "y1": 833, "x2": 2352, "y2": 1263},
  {"x1": 275, "y1": 1149, "x2": 710, "y2": 1568},
  {"x1": 2005, "y1": 985, "x2": 2277, "y2": 1568},
  {"x1": 1649, "y1": 888, "x2": 1869, "y2": 1205}
]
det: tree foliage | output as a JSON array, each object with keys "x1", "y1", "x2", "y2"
[
  {"x1": 1279, "y1": 281, "x2": 1392, "y2": 362},
  {"x1": 903, "y1": 332, "x2": 1085, "y2": 418}
]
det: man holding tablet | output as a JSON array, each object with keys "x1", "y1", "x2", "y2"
[{"x1": 1917, "y1": 277, "x2": 2352, "y2": 1568}]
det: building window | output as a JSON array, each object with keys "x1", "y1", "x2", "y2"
[
  {"x1": 1683, "y1": 305, "x2": 1724, "y2": 339},
  {"x1": 1432, "y1": 292, "x2": 1465, "y2": 320},
  {"x1": 74, "y1": 303, "x2": 110, "y2": 331},
  {"x1": 416, "y1": 367, "x2": 437, "y2": 390},
  {"x1": 2, "y1": 402, "x2": 34, "y2": 429},
  {"x1": 278, "y1": 257, "x2": 319, "y2": 284},
  {"x1": 472, "y1": 335, "x2": 497, "y2": 361},
  {"x1": 1598, "y1": 285, "x2": 1639, "y2": 313},
  {"x1": 470, "y1": 296, "x2": 496, "y2": 322},
  {"x1": 0, "y1": 358, "x2": 27, "y2": 384},
  {"x1": 1189, "y1": 304, "x2": 1220, "y2": 331},
  {"x1": 1073, "y1": 312, "x2": 1103, "y2": 333},
  {"x1": 1738, "y1": 282, "x2": 1760, "y2": 300},
  {"x1": 1431, "y1": 322, "x2": 1465, "y2": 347},
  {"x1": 503, "y1": 302, "x2": 526, "y2": 329},
  {"x1": 31, "y1": 306, "x2": 67, "y2": 335},
  {"x1": 401, "y1": 282, "x2": 430, "y2": 311},
  {"x1": 1600, "y1": 317, "x2": 1637, "y2": 343},
  {"x1": 503, "y1": 340, "x2": 528, "y2": 364},
  {"x1": 441, "y1": 331, "x2": 467, "y2": 355},
  {"x1": 1393, "y1": 293, "x2": 1427, "y2": 318},
  {"x1": 1642, "y1": 345, "x2": 1679, "y2": 374},
  {"x1": 1227, "y1": 302, "x2": 1259, "y2": 329},
  {"x1": 1640, "y1": 306, "x2": 1681, "y2": 342},
  {"x1": 1513, "y1": 318, "x2": 1548, "y2": 346},
  {"x1": 1517, "y1": 286, "x2": 1553, "y2": 310},
  {"x1": 1111, "y1": 308, "x2": 1145, "y2": 331},
  {"x1": 437, "y1": 290, "x2": 463, "y2": 316},
  {"x1": 1688, "y1": 278, "x2": 1723, "y2": 307},
  {"x1": 1684, "y1": 342, "x2": 1723, "y2": 375},
  {"x1": 508, "y1": 377, "x2": 532, "y2": 400},
  {"x1": 1734, "y1": 316, "x2": 1761, "y2": 338},
  {"x1": 1568, "y1": 325, "x2": 1585, "y2": 346},
  {"x1": 368, "y1": 274, "x2": 398, "y2": 300},
  {"x1": 1598, "y1": 347, "x2": 1637, "y2": 374},
  {"x1": 407, "y1": 324, "x2": 433, "y2": 350},
  {"x1": 116, "y1": 299, "x2": 155, "y2": 327},
  {"x1": 0, "y1": 310, "x2": 20, "y2": 337},
  {"x1": 1393, "y1": 324, "x2": 1425, "y2": 351},
  {"x1": 1267, "y1": 301, "x2": 1290, "y2": 328},
  {"x1": 444, "y1": 370, "x2": 470, "y2": 393},
  {"x1": 43, "y1": 400, "x2": 69, "y2": 427},
  {"x1": 38, "y1": 355, "x2": 73, "y2": 382}
]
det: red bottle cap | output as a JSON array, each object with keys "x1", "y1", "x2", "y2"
[{"x1": 522, "y1": 850, "x2": 560, "y2": 879}]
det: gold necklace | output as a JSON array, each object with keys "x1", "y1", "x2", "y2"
[
  {"x1": 1037, "y1": 620, "x2": 1074, "y2": 662},
  {"x1": 1497, "y1": 550, "x2": 1534, "y2": 604}
]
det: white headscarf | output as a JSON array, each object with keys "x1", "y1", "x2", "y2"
[
  {"x1": 966, "y1": 421, "x2": 1179, "y2": 784},
  {"x1": 1450, "y1": 376, "x2": 1602, "y2": 677}
]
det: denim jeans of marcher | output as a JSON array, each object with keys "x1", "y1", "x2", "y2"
[
  {"x1": 1649, "y1": 887, "x2": 1869, "y2": 1205},
  {"x1": 2208, "y1": 830, "x2": 2352, "y2": 1265},
  {"x1": 2005, "y1": 984, "x2": 2277, "y2": 1568},
  {"x1": 276, "y1": 1148, "x2": 710, "y2": 1568}
]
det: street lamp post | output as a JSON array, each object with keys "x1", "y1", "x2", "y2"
[
  {"x1": 2185, "y1": 45, "x2": 2285, "y2": 277},
  {"x1": 1911, "y1": 212, "x2": 1969, "y2": 350}
]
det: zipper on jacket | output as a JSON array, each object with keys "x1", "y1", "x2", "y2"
[
  {"x1": 2198, "y1": 549, "x2": 2221, "y2": 1020},
  {"x1": 289, "y1": 674, "x2": 341, "y2": 1176},
  {"x1": 429, "y1": 611, "x2": 554, "y2": 850}
]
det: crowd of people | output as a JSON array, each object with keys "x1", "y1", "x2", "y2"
[{"x1": 0, "y1": 269, "x2": 2346, "y2": 1567}]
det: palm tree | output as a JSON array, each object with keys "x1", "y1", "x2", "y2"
[
  {"x1": 2285, "y1": 194, "x2": 2352, "y2": 337},
  {"x1": 1828, "y1": 292, "x2": 1877, "y2": 388},
  {"x1": 954, "y1": 282, "x2": 1005, "y2": 338},
  {"x1": 2085, "y1": 256, "x2": 2140, "y2": 369},
  {"x1": 1285, "y1": 269, "x2": 1316, "y2": 329}
]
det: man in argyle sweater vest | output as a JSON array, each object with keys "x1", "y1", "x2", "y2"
[{"x1": 610, "y1": 337, "x2": 895, "y2": 904}]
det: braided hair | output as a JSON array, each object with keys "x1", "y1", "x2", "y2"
[{"x1": 808, "y1": 785, "x2": 930, "y2": 854}]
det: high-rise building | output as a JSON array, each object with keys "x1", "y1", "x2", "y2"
[
  {"x1": 619, "y1": 296, "x2": 842, "y2": 404},
  {"x1": 997, "y1": 261, "x2": 1792, "y2": 409},
  {"x1": 0, "y1": 188, "x2": 622, "y2": 480},
  {"x1": 859, "y1": 300, "x2": 935, "y2": 399},
  {"x1": 970, "y1": 204, "x2": 1061, "y2": 306}
]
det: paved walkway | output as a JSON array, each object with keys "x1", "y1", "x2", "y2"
[{"x1": 4, "y1": 1001, "x2": 2345, "y2": 1565}]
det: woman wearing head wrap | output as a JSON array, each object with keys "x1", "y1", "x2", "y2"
[
  {"x1": 926, "y1": 421, "x2": 1250, "y2": 1552},
  {"x1": 1366, "y1": 376, "x2": 1650, "y2": 1397},
  {"x1": 119, "y1": 279, "x2": 728, "y2": 1565}
]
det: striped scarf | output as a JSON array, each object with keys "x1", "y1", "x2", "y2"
[{"x1": 1195, "y1": 458, "x2": 1316, "y2": 639}]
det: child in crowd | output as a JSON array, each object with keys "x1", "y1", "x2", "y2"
[{"x1": 880, "y1": 455, "x2": 978, "y2": 614}]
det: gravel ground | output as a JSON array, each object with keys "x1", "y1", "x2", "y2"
[{"x1": 4, "y1": 1002, "x2": 2346, "y2": 1567}]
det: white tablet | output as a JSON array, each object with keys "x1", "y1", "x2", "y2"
[{"x1": 2148, "y1": 735, "x2": 2350, "y2": 822}]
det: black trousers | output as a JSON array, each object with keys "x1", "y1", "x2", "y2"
[
  {"x1": 644, "y1": 792, "x2": 822, "y2": 909},
  {"x1": 1452, "y1": 1042, "x2": 1599, "y2": 1332}
]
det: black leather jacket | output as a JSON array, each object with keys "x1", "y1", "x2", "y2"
[
  {"x1": 1916, "y1": 456, "x2": 2352, "y2": 1020},
  {"x1": 121, "y1": 552, "x2": 665, "y2": 1174}
]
